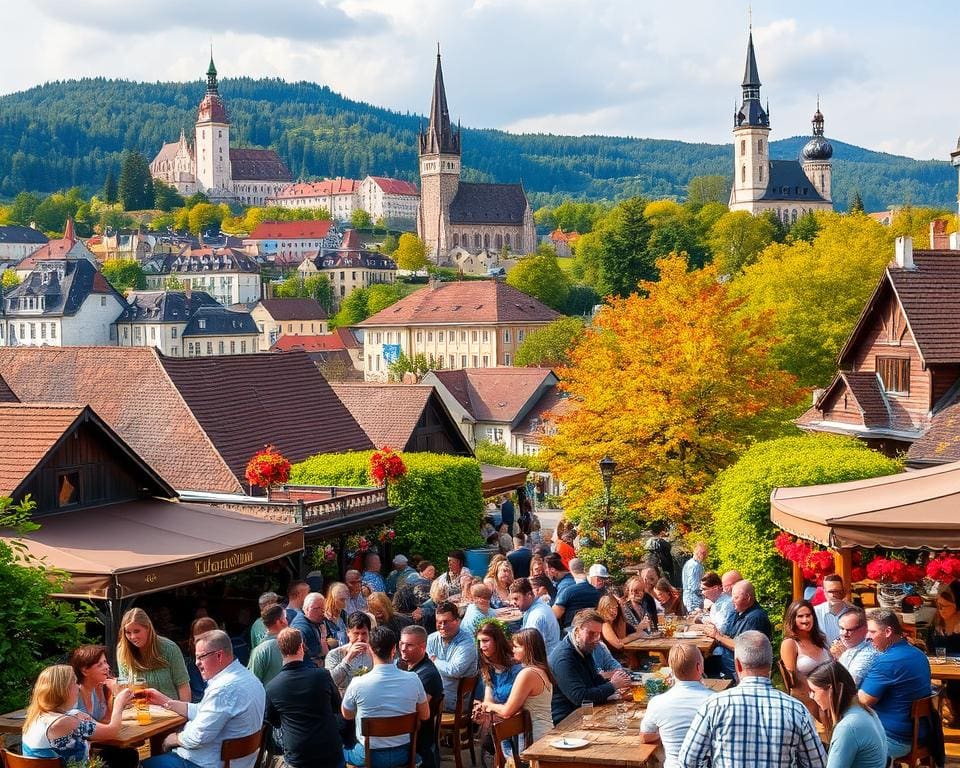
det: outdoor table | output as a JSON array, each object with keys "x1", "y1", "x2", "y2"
[
  {"x1": 929, "y1": 659, "x2": 960, "y2": 681},
  {"x1": 521, "y1": 679, "x2": 730, "y2": 767},
  {"x1": 623, "y1": 632, "x2": 715, "y2": 662}
]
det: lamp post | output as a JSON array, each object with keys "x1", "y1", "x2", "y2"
[{"x1": 598, "y1": 455, "x2": 616, "y2": 541}]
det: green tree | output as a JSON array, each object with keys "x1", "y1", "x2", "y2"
[
  {"x1": 380, "y1": 234, "x2": 399, "y2": 255},
  {"x1": 367, "y1": 283, "x2": 406, "y2": 315},
  {"x1": 515, "y1": 316, "x2": 585, "y2": 367},
  {"x1": 332, "y1": 287, "x2": 370, "y2": 328},
  {"x1": 686, "y1": 175, "x2": 731, "y2": 208},
  {"x1": 7, "y1": 192, "x2": 41, "y2": 226},
  {"x1": 388, "y1": 352, "x2": 443, "y2": 381},
  {"x1": 149, "y1": 213, "x2": 175, "y2": 231},
  {"x1": 102, "y1": 168, "x2": 118, "y2": 204},
  {"x1": 117, "y1": 150, "x2": 154, "y2": 211},
  {"x1": 707, "y1": 210, "x2": 777, "y2": 276},
  {"x1": 153, "y1": 180, "x2": 184, "y2": 212},
  {"x1": 474, "y1": 440, "x2": 546, "y2": 471},
  {"x1": 506, "y1": 245, "x2": 571, "y2": 310},
  {"x1": 274, "y1": 272, "x2": 335, "y2": 313},
  {"x1": 644, "y1": 200, "x2": 711, "y2": 269},
  {"x1": 184, "y1": 192, "x2": 210, "y2": 208},
  {"x1": 849, "y1": 191, "x2": 864, "y2": 214},
  {"x1": 562, "y1": 284, "x2": 601, "y2": 316},
  {"x1": 33, "y1": 188, "x2": 86, "y2": 234},
  {"x1": 788, "y1": 211, "x2": 820, "y2": 244},
  {"x1": 350, "y1": 209, "x2": 372, "y2": 229},
  {"x1": 393, "y1": 233, "x2": 429, "y2": 271},
  {"x1": 163, "y1": 276, "x2": 185, "y2": 290},
  {"x1": 574, "y1": 197, "x2": 655, "y2": 297},
  {"x1": 100, "y1": 259, "x2": 146, "y2": 291},
  {"x1": 187, "y1": 202, "x2": 224, "y2": 235},
  {"x1": 1, "y1": 268, "x2": 21, "y2": 290}
]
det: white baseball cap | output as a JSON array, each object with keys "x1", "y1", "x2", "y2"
[{"x1": 588, "y1": 563, "x2": 611, "y2": 579}]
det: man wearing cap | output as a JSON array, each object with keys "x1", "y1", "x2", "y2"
[
  {"x1": 553, "y1": 564, "x2": 609, "y2": 630},
  {"x1": 386, "y1": 555, "x2": 417, "y2": 597}
]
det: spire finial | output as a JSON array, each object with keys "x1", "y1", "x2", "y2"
[
  {"x1": 437, "y1": 41, "x2": 440, "y2": 57},
  {"x1": 748, "y1": 3, "x2": 752, "y2": 31}
]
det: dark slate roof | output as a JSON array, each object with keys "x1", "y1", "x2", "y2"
[
  {"x1": 0, "y1": 225, "x2": 48, "y2": 245},
  {"x1": 0, "y1": 373, "x2": 18, "y2": 403},
  {"x1": 5, "y1": 259, "x2": 123, "y2": 317},
  {"x1": 257, "y1": 298, "x2": 328, "y2": 321},
  {"x1": 759, "y1": 160, "x2": 827, "y2": 203},
  {"x1": 230, "y1": 149, "x2": 292, "y2": 182},
  {"x1": 118, "y1": 291, "x2": 221, "y2": 323},
  {"x1": 312, "y1": 250, "x2": 397, "y2": 271},
  {"x1": 182, "y1": 306, "x2": 259, "y2": 337},
  {"x1": 160, "y1": 249, "x2": 261, "y2": 274},
  {"x1": 160, "y1": 351, "x2": 373, "y2": 484},
  {"x1": 419, "y1": 52, "x2": 461, "y2": 156},
  {"x1": 742, "y1": 31, "x2": 761, "y2": 87},
  {"x1": 448, "y1": 183, "x2": 529, "y2": 225}
]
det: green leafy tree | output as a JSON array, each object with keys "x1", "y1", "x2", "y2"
[
  {"x1": 7, "y1": 192, "x2": 41, "y2": 226},
  {"x1": 332, "y1": 287, "x2": 370, "y2": 328},
  {"x1": 100, "y1": 259, "x2": 146, "y2": 291},
  {"x1": 474, "y1": 440, "x2": 546, "y2": 472},
  {"x1": 274, "y1": 273, "x2": 335, "y2": 313},
  {"x1": 388, "y1": 352, "x2": 444, "y2": 381},
  {"x1": 149, "y1": 213, "x2": 175, "y2": 231},
  {"x1": 380, "y1": 234, "x2": 399, "y2": 255},
  {"x1": 393, "y1": 233, "x2": 429, "y2": 271},
  {"x1": 102, "y1": 168, "x2": 118, "y2": 204},
  {"x1": 574, "y1": 197, "x2": 655, "y2": 297},
  {"x1": 849, "y1": 191, "x2": 864, "y2": 214},
  {"x1": 152, "y1": 180, "x2": 184, "y2": 212},
  {"x1": 506, "y1": 245, "x2": 570, "y2": 310},
  {"x1": 350, "y1": 209, "x2": 372, "y2": 229},
  {"x1": 515, "y1": 316, "x2": 585, "y2": 367},
  {"x1": 184, "y1": 192, "x2": 210, "y2": 209},
  {"x1": 788, "y1": 212, "x2": 820, "y2": 244},
  {"x1": 707, "y1": 434, "x2": 901, "y2": 611},
  {"x1": 1, "y1": 268, "x2": 21, "y2": 290},
  {"x1": 117, "y1": 150, "x2": 154, "y2": 211},
  {"x1": 562, "y1": 284, "x2": 601, "y2": 316},
  {"x1": 187, "y1": 202, "x2": 224, "y2": 235},
  {"x1": 644, "y1": 200, "x2": 711, "y2": 269},
  {"x1": 163, "y1": 276, "x2": 185, "y2": 290},
  {"x1": 686, "y1": 175, "x2": 731, "y2": 208},
  {"x1": 33, "y1": 188, "x2": 86, "y2": 234},
  {"x1": 367, "y1": 283, "x2": 406, "y2": 315},
  {"x1": 707, "y1": 210, "x2": 777, "y2": 276}
]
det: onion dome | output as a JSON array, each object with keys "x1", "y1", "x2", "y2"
[{"x1": 801, "y1": 104, "x2": 833, "y2": 161}]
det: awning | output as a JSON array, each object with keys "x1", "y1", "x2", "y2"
[
  {"x1": 481, "y1": 464, "x2": 530, "y2": 497},
  {"x1": 770, "y1": 460, "x2": 960, "y2": 549},
  {"x1": 8, "y1": 499, "x2": 304, "y2": 600}
]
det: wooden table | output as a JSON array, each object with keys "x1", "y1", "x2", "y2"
[
  {"x1": 930, "y1": 660, "x2": 960, "y2": 681},
  {"x1": 623, "y1": 633, "x2": 715, "y2": 661},
  {"x1": 521, "y1": 679, "x2": 731, "y2": 767}
]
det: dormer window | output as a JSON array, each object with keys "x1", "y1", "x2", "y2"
[{"x1": 199, "y1": 318, "x2": 206, "y2": 330}]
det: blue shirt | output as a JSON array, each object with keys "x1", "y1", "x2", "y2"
[
  {"x1": 681, "y1": 558, "x2": 705, "y2": 611},
  {"x1": 342, "y1": 663, "x2": 426, "y2": 749},
  {"x1": 826, "y1": 704, "x2": 887, "y2": 768},
  {"x1": 462, "y1": 604, "x2": 497, "y2": 635},
  {"x1": 427, "y1": 628, "x2": 478, "y2": 712},
  {"x1": 860, "y1": 638, "x2": 930, "y2": 743},
  {"x1": 552, "y1": 573, "x2": 576, "y2": 605},
  {"x1": 555, "y1": 582, "x2": 602, "y2": 629},
  {"x1": 362, "y1": 570, "x2": 386, "y2": 593},
  {"x1": 719, "y1": 603, "x2": 772, "y2": 678},
  {"x1": 592, "y1": 642, "x2": 623, "y2": 673},
  {"x1": 177, "y1": 659, "x2": 266, "y2": 768},
  {"x1": 523, "y1": 599, "x2": 561, "y2": 655}
]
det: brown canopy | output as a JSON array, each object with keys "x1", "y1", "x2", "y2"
[
  {"x1": 481, "y1": 464, "x2": 530, "y2": 497},
  {"x1": 9, "y1": 499, "x2": 304, "y2": 599},
  {"x1": 770, "y1": 460, "x2": 960, "y2": 549}
]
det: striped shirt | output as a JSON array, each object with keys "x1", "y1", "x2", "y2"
[{"x1": 678, "y1": 676, "x2": 826, "y2": 768}]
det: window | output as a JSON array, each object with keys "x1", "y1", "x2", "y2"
[
  {"x1": 172, "y1": 346, "x2": 179, "y2": 356},
  {"x1": 741, "y1": 165, "x2": 746, "y2": 183},
  {"x1": 241, "y1": 341, "x2": 247, "y2": 353},
  {"x1": 740, "y1": 139, "x2": 746, "y2": 155},
  {"x1": 460, "y1": 331, "x2": 466, "y2": 342},
  {"x1": 482, "y1": 355, "x2": 489, "y2": 367},
  {"x1": 504, "y1": 353, "x2": 512, "y2": 366},
  {"x1": 29, "y1": 323, "x2": 35, "y2": 340},
  {"x1": 518, "y1": 330, "x2": 525, "y2": 342},
  {"x1": 40, "y1": 324, "x2": 46, "y2": 339},
  {"x1": 503, "y1": 329, "x2": 511, "y2": 343},
  {"x1": 472, "y1": 355, "x2": 478, "y2": 367},
  {"x1": 288, "y1": 323, "x2": 293, "y2": 332},
  {"x1": 171, "y1": 327, "x2": 178, "y2": 338},
  {"x1": 219, "y1": 341, "x2": 225, "y2": 355},
  {"x1": 100, "y1": 296, "x2": 107, "y2": 306},
  {"x1": 230, "y1": 341, "x2": 236, "y2": 354},
  {"x1": 427, "y1": 331, "x2": 433, "y2": 341},
  {"x1": 758, "y1": 139, "x2": 763, "y2": 153},
  {"x1": 51, "y1": 324, "x2": 56, "y2": 339},
  {"x1": 461, "y1": 355, "x2": 467, "y2": 367},
  {"x1": 57, "y1": 471, "x2": 80, "y2": 507},
  {"x1": 417, "y1": 331, "x2": 423, "y2": 342},
  {"x1": 482, "y1": 330, "x2": 489, "y2": 342},
  {"x1": 150, "y1": 327, "x2": 156, "y2": 340},
  {"x1": 485, "y1": 427, "x2": 504, "y2": 444},
  {"x1": 438, "y1": 331, "x2": 444, "y2": 342},
  {"x1": 207, "y1": 342, "x2": 213, "y2": 355},
  {"x1": 449, "y1": 355, "x2": 455, "y2": 368},
  {"x1": 759, "y1": 166, "x2": 763, "y2": 182},
  {"x1": 199, "y1": 318, "x2": 206, "y2": 330},
  {"x1": 876, "y1": 357, "x2": 910, "y2": 394},
  {"x1": 471, "y1": 330, "x2": 478, "y2": 342},
  {"x1": 134, "y1": 326, "x2": 142, "y2": 342}
]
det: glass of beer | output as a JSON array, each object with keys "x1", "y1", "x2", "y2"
[
  {"x1": 132, "y1": 675, "x2": 151, "y2": 725},
  {"x1": 631, "y1": 682, "x2": 647, "y2": 704}
]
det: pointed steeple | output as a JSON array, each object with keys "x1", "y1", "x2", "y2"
[
  {"x1": 742, "y1": 30, "x2": 761, "y2": 89},
  {"x1": 734, "y1": 29, "x2": 769, "y2": 129},
  {"x1": 63, "y1": 217, "x2": 76, "y2": 246},
  {"x1": 419, "y1": 47, "x2": 460, "y2": 156},
  {"x1": 206, "y1": 48, "x2": 219, "y2": 94}
]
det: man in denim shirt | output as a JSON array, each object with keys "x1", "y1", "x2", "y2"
[{"x1": 426, "y1": 601, "x2": 478, "y2": 713}]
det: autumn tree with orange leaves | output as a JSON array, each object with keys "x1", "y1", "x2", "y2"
[{"x1": 542, "y1": 255, "x2": 802, "y2": 538}]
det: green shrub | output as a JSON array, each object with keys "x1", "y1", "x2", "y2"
[
  {"x1": 473, "y1": 440, "x2": 546, "y2": 472},
  {"x1": 291, "y1": 451, "x2": 484, "y2": 564},
  {"x1": 705, "y1": 434, "x2": 901, "y2": 613}
]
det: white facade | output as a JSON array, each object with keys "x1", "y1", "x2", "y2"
[
  {"x1": 357, "y1": 177, "x2": 420, "y2": 223},
  {"x1": 117, "y1": 321, "x2": 186, "y2": 356},
  {"x1": 196, "y1": 121, "x2": 232, "y2": 198},
  {"x1": 3, "y1": 293, "x2": 125, "y2": 348},
  {"x1": 145, "y1": 271, "x2": 261, "y2": 306}
]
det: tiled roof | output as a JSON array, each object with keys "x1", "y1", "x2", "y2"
[
  {"x1": 887, "y1": 251, "x2": 960, "y2": 363},
  {"x1": 908, "y1": 392, "x2": 960, "y2": 465},
  {"x1": 0, "y1": 403, "x2": 86, "y2": 496},
  {"x1": 17, "y1": 238, "x2": 94, "y2": 270},
  {"x1": 840, "y1": 372, "x2": 891, "y2": 427},
  {"x1": 0, "y1": 225, "x2": 48, "y2": 245},
  {"x1": 182, "y1": 306, "x2": 258, "y2": 337},
  {"x1": 357, "y1": 281, "x2": 559, "y2": 327},
  {"x1": 0, "y1": 374, "x2": 18, "y2": 403},
  {"x1": 448, "y1": 183, "x2": 529, "y2": 225},
  {"x1": 230, "y1": 148, "x2": 292, "y2": 183},
  {"x1": 247, "y1": 220, "x2": 333, "y2": 241},
  {"x1": 429, "y1": 367, "x2": 556, "y2": 424},
  {"x1": 160, "y1": 249, "x2": 260, "y2": 274},
  {"x1": 341, "y1": 230, "x2": 361, "y2": 250},
  {"x1": 312, "y1": 249, "x2": 396, "y2": 271},
  {"x1": 118, "y1": 291, "x2": 220, "y2": 323},
  {"x1": 511, "y1": 386, "x2": 576, "y2": 437},
  {"x1": 759, "y1": 160, "x2": 827, "y2": 203},
  {"x1": 257, "y1": 299, "x2": 328, "y2": 321},
  {"x1": 273, "y1": 179, "x2": 359, "y2": 198},
  {"x1": 368, "y1": 177, "x2": 419, "y2": 196},
  {"x1": 270, "y1": 329, "x2": 357, "y2": 352},
  {"x1": 0, "y1": 347, "x2": 241, "y2": 493},
  {"x1": 550, "y1": 229, "x2": 580, "y2": 244},
  {"x1": 331, "y1": 384, "x2": 434, "y2": 450},
  {"x1": 160, "y1": 351, "x2": 372, "y2": 484}
]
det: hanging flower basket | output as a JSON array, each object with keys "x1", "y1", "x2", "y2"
[
  {"x1": 245, "y1": 445, "x2": 291, "y2": 498},
  {"x1": 370, "y1": 446, "x2": 407, "y2": 486},
  {"x1": 773, "y1": 532, "x2": 835, "y2": 582}
]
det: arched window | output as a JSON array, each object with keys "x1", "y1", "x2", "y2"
[
  {"x1": 741, "y1": 165, "x2": 746, "y2": 183},
  {"x1": 452, "y1": 233, "x2": 460, "y2": 247},
  {"x1": 791, "y1": 209, "x2": 798, "y2": 224},
  {"x1": 474, "y1": 233, "x2": 481, "y2": 249},
  {"x1": 740, "y1": 140, "x2": 746, "y2": 156},
  {"x1": 495, "y1": 234, "x2": 502, "y2": 249},
  {"x1": 504, "y1": 233, "x2": 511, "y2": 247},
  {"x1": 484, "y1": 233, "x2": 490, "y2": 249},
  {"x1": 759, "y1": 166, "x2": 763, "y2": 182}
]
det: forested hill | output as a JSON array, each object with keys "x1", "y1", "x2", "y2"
[{"x1": 0, "y1": 77, "x2": 953, "y2": 211}]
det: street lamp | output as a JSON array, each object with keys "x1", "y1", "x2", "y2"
[{"x1": 598, "y1": 455, "x2": 616, "y2": 540}]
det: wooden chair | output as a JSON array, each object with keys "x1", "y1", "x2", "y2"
[
  {"x1": 895, "y1": 696, "x2": 939, "y2": 768},
  {"x1": 220, "y1": 725, "x2": 266, "y2": 768},
  {"x1": 439, "y1": 675, "x2": 478, "y2": 768},
  {"x1": 425, "y1": 694, "x2": 445, "y2": 768},
  {"x1": 0, "y1": 751, "x2": 61, "y2": 768},
  {"x1": 491, "y1": 710, "x2": 532, "y2": 768},
  {"x1": 776, "y1": 659, "x2": 797, "y2": 692},
  {"x1": 359, "y1": 712, "x2": 419, "y2": 768}
]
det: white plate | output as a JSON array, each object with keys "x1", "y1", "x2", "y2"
[
  {"x1": 675, "y1": 631, "x2": 702, "y2": 639},
  {"x1": 551, "y1": 738, "x2": 589, "y2": 749}
]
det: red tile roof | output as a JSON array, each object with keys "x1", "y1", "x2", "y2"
[
  {"x1": 357, "y1": 281, "x2": 560, "y2": 327},
  {"x1": 270, "y1": 329, "x2": 358, "y2": 352},
  {"x1": 0, "y1": 403, "x2": 86, "y2": 496},
  {"x1": 369, "y1": 177, "x2": 419, "y2": 196},
  {"x1": 256, "y1": 299, "x2": 328, "y2": 321},
  {"x1": 17, "y1": 237, "x2": 86, "y2": 269},
  {"x1": 429, "y1": 368, "x2": 557, "y2": 424},
  {"x1": 0, "y1": 374, "x2": 18, "y2": 403},
  {"x1": 331, "y1": 384, "x2": 435, "y2": 450},
  {"x1": 341, "y1": 229, "x2": 361, "y2": 250},
  {"x1": 511, "y1": 386, "x2": 576, "y2": 438},
  {"x1": 273, "y1": 179, "x2": 359, "y2": 198},
  {"x1": 550, "y1": 229, "x2": 581, "y2": 244},
  {"x1": 247, "y1": 220, "x2": 333, "y2": 241}
]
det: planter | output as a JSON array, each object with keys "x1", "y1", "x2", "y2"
[{"x1": 877, "y1": 583, "x2": 906, "y2": 610}]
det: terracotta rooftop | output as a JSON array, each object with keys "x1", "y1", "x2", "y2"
[
  {"x1": 230, "y1": 148, "x2": 292, "y2": 183},
  {"x1": 428, "y1": 368, "x2": 557, "y2": 424},
  {"x1": 256, "y1": 299, "x2": 329, "y2": 321},
  {"x1": 331, "y1": 384, "x2": 437, "y2": 450},
  {"x1": 799, "y1": 371, "x2": 892, "y2": 431},
  {"x1": 368, "y1": 177, "x2": 419, "y2": 196},
  {"x1": 0, "y1": 403, "x2": 86, "y2": 496},
  {"x1": 270, "y1": 329, "x2": 358, "y2": 352},
  {"x1": 273, "y1": 179, "x2": 360, "y2": 198},
  {"x1": 247, "y1": 220, "x2": 333, "y2": 241},
  {"x1": 357, "y1": 281, "x2": 560, "y2": 327},
  {"x1": 511, "y1": 386, "x2": 576, "y2": 439},
  {"x1": 0, "y1": 373, "x2": 19, "y2": 403}
]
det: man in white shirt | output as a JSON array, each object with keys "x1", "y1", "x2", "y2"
[
  {"x1": 814, "y1": 574, "x2": 854, "y2": 645},
  {"x1": 510, "y1": 577, "x2": 561, "y2": 654},
  {"x1": 641, "y1": 644, "x2": 715, "y2": 768}
]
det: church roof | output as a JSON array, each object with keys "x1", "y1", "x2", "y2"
[
  {"x1": 419, "y1": 52, "x2": 461, "y2": 156},
  {"x1": 230, "y1": 149, "x2": 292, "y2": 183},
  {"x1": 742, "y1": 31, "x2": 761, "y2": 87},
  {"x1": 759, "y1": 160, "x2": 827, "y2": 203},
  {"x1": 448, "y1": 183, "x2": 529, "y2": 225}
]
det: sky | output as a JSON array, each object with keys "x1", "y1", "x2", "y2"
[{"x1": 4, "y1": 1, "x2": 958, "y2": 161}]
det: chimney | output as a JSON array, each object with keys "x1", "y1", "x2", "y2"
[
  {"x1": 894, "y1": 236, "x2": 914, "y2": 269},
  {"x1": 930, "y1": 219, "x2": 949, "y2": 249}
]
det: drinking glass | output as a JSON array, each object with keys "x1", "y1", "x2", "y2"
[
  {"x1": 936, "y1": 647, "x2": 947, "y2": 664},
  {"x1": 133, "y1": 675, "x2": 151, "y2": 725},
  {"x1": 580, "y1": 701, "x2": 594, "y2": 729},
  {"x1": 631, "y1": 683, "x2": 647, "y2": 704},
  {"x1": 615, "y1": 702, "x2": 629, "y2": 733}
]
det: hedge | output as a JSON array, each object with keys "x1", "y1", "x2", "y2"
[
  {"x1": 291, "y1": 451, "x2": 484, "y2": 564},
  {"x1": 705, "y1": 434, "x2": 901, "y2": 614}
]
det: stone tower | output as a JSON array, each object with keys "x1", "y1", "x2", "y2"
[
  {"x1": 728, "y1": 30, "x2": 771, "y2": 212},
  {"x1": 195, "y1": 53, "x2": 233, "y2": 197},
  {"x1": 417, "y1": 50, "x2": 461, "y2": 263},
  {"x1": 801, "y1": 103, "x2": 834, "y2": 202}
]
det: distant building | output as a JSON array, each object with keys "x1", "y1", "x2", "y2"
[
  {"x1": 298, "y1": 230, "x2": 397, "y2": 304},
  {"x1": 727, "y1": 30, "x2": 834, "y2": 222},
  {"x1": 149, "y1": 54, "x2": 292, "y2": 205},
  {"x1": 15, "y1": 219, "x2": 97, "y2": 281},
  {"x1": 0, "y1": 225, "x2": 48, "y2": 266},
  {"x1": 182, "y1": 305, "x2": 260, "y2": 357},
  {"x1": 357, "y1": 176, "x2": 420, "y2": 227},
  {"x1": 267, "y1": 178, "x2": 361, "y2": 220},
  {"x1": 270, "y1": 327, "x2": 363, "y2": 374},
  {"x1": 144, "y1": 247, "x2": 262, "y2": 306},
  {"x1": 115, "y1": 290, "x2": 221, "y2": 356},
  {"x1": 244, "y1": 220, "x2": 340, "y2": 268},
  {"x1": 250, "y1": 298, "x2": 329, "y2": 351},
  {"x1": 548, "y1": 229, "x2": 580, "y2": 258},
  {"x1": 355, "y1": 280, "x2": 559, "y2": 381},
  {"x1": 416, "y1": 52, "x2": 536, "y2": 262}
]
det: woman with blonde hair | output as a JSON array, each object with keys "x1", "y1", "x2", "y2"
[
  {"x1": 598, "y1": 594, "x2": 649, "y2": 661},
  {"x1": 22, "y1": 664, "x2": 132, "y2": 762},
  {"x1": 116, "y1": 607, "x2": 190, "y2": 701},
  {"x1": 367, "y1": 591, "x2": 411, "y2": 635},
  {"x1": 324, "y1": 581, "x2": 350, "y2": 647},
  {"x1": 485, "y1": 559, "x2": 515, "y2": 609},
  {"x1": 419, "y1": 578, "x2": 449, "y2": 634}
]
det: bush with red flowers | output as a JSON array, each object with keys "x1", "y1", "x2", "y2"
[
  {"x1": 774, "y1": 532, "x2": 834, "y2": 581},
  {"x1": 926, "y1": 554, "x2": 960, "y2": 582},
  {"x1": 370, "y1": 447, "x2": 408, "y2": 486},
  {"x1": 245, "y1": 445, "x2": 291, "y2": 491},
  {"x1": 865, "y1": 556, "x2": 925, "y2": 584}
]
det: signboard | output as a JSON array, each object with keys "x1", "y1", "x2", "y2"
[{"x1": 382, "y1": 344, "x2": 402, "y2": 364}]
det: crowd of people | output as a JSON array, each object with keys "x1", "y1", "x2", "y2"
[{"x1": 18, "y1": 509, "x2": 955, "y2": 768}]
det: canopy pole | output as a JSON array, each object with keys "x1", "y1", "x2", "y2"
[
  {"x1": 792, "y1": 561, "x2": 804, "y2": 602},
  {"x1": 835, "y1": 547, "x2": 853, "y2": 599}
]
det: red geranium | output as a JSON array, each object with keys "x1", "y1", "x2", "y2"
[
  {"x1": 927, "y1": 554, "x2": 960, "y2": 582},
  {"x1": 865, "y1": 557, "x2": 924, "y2": 583},
  {"x1": 370, "y1": 447, "x2": 408, "y2": 486},
  {"x1": 245, "y1": 445, "x2": 291, "y2": 490},
  {"x1": 774, "y1": 532, "x2": 833, "y2": 581}
]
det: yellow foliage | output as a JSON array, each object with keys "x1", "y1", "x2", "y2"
[{"x1": 643, "y1": 200, "x2": 683, "y2": 220}]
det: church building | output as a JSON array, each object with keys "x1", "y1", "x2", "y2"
[
  {"x1": 416, "y1": 53, "x2": 536, "y2": 263},
  {"x1": 727, "y1": 31, "x2": 834, "y2": 223},
  {"x1": 150, "y1": 55, "x2": 292, "y2": 206}
]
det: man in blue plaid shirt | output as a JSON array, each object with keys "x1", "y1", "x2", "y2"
[{"x1": 678, "y1": 630, "x2": 826, "y2": 768}]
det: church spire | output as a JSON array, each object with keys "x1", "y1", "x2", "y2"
[
  {"x1": 734, "y1": 29, "x2": 769, "y2": 129},
  {"x1": 206, "y1": 48, "x2": 219, "y2": 94},
  {"x1": 419, "y1": 47, "x2": 460, "y2": 156}
]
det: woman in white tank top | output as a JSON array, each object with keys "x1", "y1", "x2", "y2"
[{"x1": 780, "y1": 599, "x2": 831, "y2": 718}]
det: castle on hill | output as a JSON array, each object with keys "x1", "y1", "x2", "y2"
[
  {"x1": 150, "y1": 55, "x2": 292, "y2": 206},
  {"x1": 728, "y1": 30, "x2": 834, "y2": 223}
]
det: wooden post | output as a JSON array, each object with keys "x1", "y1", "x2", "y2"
[
  {"x1": 835, "y1": 548, "x2": 853, "y2": 598},
  {"x1": 792, "y1": 561, "x2": 804, "y2": 602}
]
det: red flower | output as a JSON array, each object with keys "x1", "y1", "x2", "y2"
[
  {"x1": 245, "y1": 445, "x2": 291, "y2": 490},
  {"x1": 866, "y1": 557, "x2": 923, "y2": 583},
  {"x1": 370, "y1": 447, "x2": 408, "y2": 485},
  {"x1": 926, "y1": 555, "x2": 960, "y2": 582}
]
